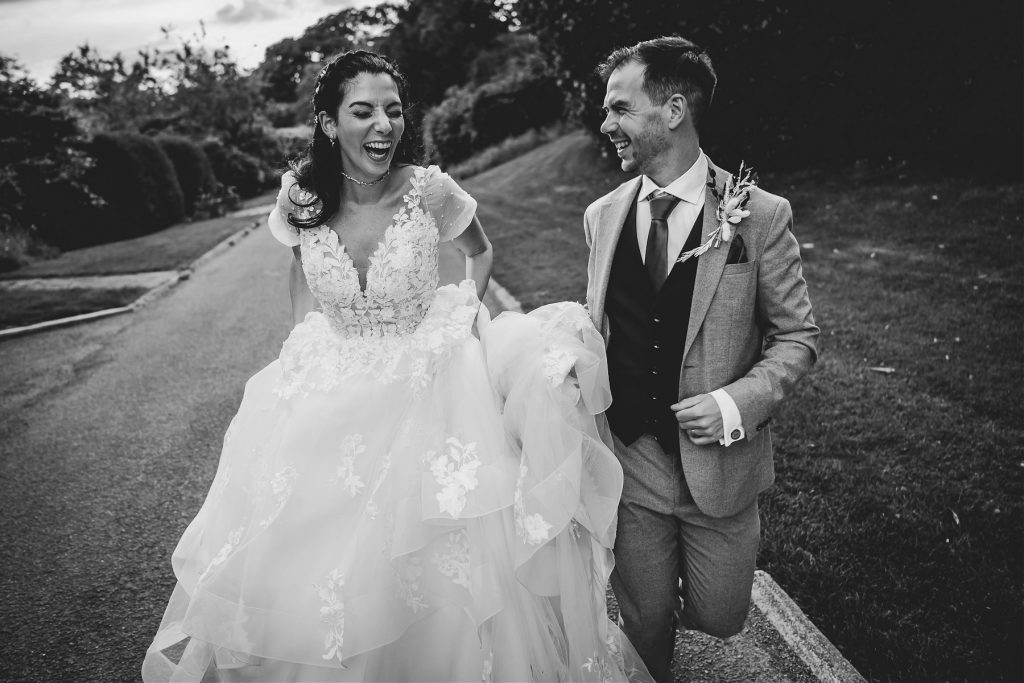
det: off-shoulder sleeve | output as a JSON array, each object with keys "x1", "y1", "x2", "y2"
[
  {"x1": 421, "y1": 165, "x2": 478, "y2": 242},
  {"x1": 268, "y1": 172, "x2": 319, "y2": 247}
]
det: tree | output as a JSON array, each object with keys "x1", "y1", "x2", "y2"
[
  {"x1": 257, "y1": 4, "x2": 402, "y2": 104},
  {"x1": 380, "y1": 0, "x2": 509, "y2": 107},
  {"x1": 0, "y1": 55, "x2": 100, "y2": 256},
  {"x1": 49, "y1": 45, "x2": 163, "y2": 134},
  {"x1": 515, "y1": 0, "x2": 1023, "y2": 173},
  {"x1": 51, "y1": 27, "x2": 263, "y2": 144},
  {"x1": 514, "y1": 0, "x2": 785, "y2": 162},
  {"x1": 151, "y1": 28, "x2": 262, "y2": 144}
]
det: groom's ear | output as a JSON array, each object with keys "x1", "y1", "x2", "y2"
[{"x1": 665, "y1": 94, "x2": 688, "y2": 131}]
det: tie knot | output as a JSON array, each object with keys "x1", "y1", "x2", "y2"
[{"x1": 648, "y1": 193, "x2": 681, "y2": 222}]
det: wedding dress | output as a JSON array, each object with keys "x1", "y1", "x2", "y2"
[{"x1": 142, "y1": 166, "x2": 651, "y2": 682}]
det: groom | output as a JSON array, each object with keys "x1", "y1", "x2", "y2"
[{"x1": 584, "y1": 37, "x2": 819, "y2": 680}]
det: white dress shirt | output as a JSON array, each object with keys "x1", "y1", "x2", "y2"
[
  {"x1": 636, "y1": 151, "x2": 745, "y2": 447},
  {"x1": 637, "y1": 152, "x2": 708, "y2": 263}
]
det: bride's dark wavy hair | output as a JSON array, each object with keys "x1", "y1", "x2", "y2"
[{"x1": 287, "y1": 50, "x2": 423, "y2": 229}]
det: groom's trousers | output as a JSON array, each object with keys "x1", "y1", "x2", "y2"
[{"x1": 610, "y1": 434, "x2": 760, "y2": 682}]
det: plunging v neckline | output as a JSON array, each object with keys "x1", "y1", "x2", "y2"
[{"x1": 319, "y1": 170, "x2": 420, "y2": 295}]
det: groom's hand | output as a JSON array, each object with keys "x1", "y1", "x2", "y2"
[{"x1": 673, "y1": 394, "x2": 724, "y2": 446}]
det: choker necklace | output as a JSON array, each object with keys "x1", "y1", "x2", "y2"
[{"x1": 340, "y1": 168, "x2": 390, "y2": 186}]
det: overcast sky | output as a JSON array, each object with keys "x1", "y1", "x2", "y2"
[{"x1": 0, "y1": 0, "x2": 378, "y2": 83}]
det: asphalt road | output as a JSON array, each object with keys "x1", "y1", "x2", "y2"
[
  {"x1": 0, "y1": 226, "x2": 506, "y2": 682},
  {"x1": 0, "y1": 225, "x2": 815, "y2": 682},
  {"x1": 1, "y1": 228, "x2": 298, "y2": 681}
]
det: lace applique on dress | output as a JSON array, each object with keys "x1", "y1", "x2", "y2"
[
  {"x1": 300, "y1": 167, "x2": 439, "y2": 339},
  {"x1": 273, "y1": 167, "x2": 481, "y2": 399},
  {"x1": 426, "y1": 437, "x2": 482, "y2": 518},
  {"x1": 363, "y1": 453, "x2": 392, "y2": 520},
  {"x1": 514, "y1": 463, "x2": 553, "y2": 546},
  {"x1": 315, "y1": 568, "x2": 347, "y2": 663},
  {"x1": 582, "y1": 655, "x2": 616, "y2": 683},
  {"x1": 207, "y1": 526, "x2": 244, "y2": 572},
  {"x1": 259, "y1": 465, "x2": 298, "y2": 528},
  {"x1": 431, "y1": 530, "x2": 471, "y2": 589},
  {"x1": 330, "y1": 434, "x2": 367, "y2": 497},
  {"x1": 394, "y1": 557, "x2": 428, "y2": 612}
]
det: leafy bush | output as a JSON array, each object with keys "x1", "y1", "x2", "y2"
[
  {"x1": 202, "y1": 139, "x2": 267, "y2": 199},
  {"x1": 78, "y1": 132, "x2": 185, "y2": 248},
  {"x1": 423, "y1": 91, "x2": 475, "y2": 167},
  {"x1": 234, "y1": 127, "x2": 294, "y2": 174},
  {"x1": 264, "y1": 101, "x2": 302, "y2": 128},
  {"x1": 0, "y1": 55, "x2": 100, "y2": 264},
  {"x1": 269, "y1": 126, "x2": 313, "y2": 164},
  {"x1": 423, "y1": 37, "x2": 563, "y2": 167},
  {"x1": 155, "y1": 135, "x2": 217, "y2": 217}
]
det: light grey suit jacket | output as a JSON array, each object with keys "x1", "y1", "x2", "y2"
[{"x1": 584, "y1": 160, "x2": 819, "y2": 518}]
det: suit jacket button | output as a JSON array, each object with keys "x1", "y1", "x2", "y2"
[{"x1": 731, "y1": 429, "x2": 742, "y2": 441}]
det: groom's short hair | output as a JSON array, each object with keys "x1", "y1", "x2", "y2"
[{"x1": 598, "y1": 36, "x2": 717, "y2": 131}]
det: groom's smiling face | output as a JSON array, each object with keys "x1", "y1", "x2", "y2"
[{"x1": 600, "y1": 60, "x2": 670, "y2": 176}]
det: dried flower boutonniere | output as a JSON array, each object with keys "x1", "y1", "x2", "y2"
[{"x1": 676, "y1": 162, "x2": 757, "y2": 264}]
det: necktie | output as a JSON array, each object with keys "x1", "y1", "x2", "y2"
[{"x1": 645, "y1": 192, "x2": 681, "y2": 290}]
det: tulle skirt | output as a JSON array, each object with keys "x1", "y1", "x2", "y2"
[{"x1": 143, "y1": 282, "x2": 651, "y2": 682}]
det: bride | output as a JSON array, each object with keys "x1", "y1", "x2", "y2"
[{"x1": 143, "y1": 50, "x2": 651, "y2": 682}]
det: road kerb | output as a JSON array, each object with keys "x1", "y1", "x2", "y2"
[
  {"x1": 752, "y1": 571, "x2": 866, "y2": 682},
  {"x1": 0, "y1": 306, "x2": 134, "y2": 340},
  {"x1": 186, "y1": 222, "x2": 257, "y2": 274}
]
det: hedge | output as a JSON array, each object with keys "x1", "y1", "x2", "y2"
[
  {"x1": 424, "y1": 69, "x2": 563, "y2": 167},
  {"x1": 156, "y1": 135, "x2": 217, "y2": 217},
  {"x1": 202, "y1": 139, "x2": 267, "y2": 199},
  {"x1": 1, "y1": 56, "x2": 98, "y2": 257},
  {"x1": 45, "y1": 133, "x2": 188, "y2": 250}
]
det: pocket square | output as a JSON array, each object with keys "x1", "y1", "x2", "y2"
[{"x1": 725, "y1": 234, "x2": 748, "y2": 265}]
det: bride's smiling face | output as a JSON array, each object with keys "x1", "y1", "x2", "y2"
[{"x1": 322, "y1": 72, "x2": 405, "y2": 182}]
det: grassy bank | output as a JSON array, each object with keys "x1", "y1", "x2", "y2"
[
  {"x1": 0, "y1": 287, "x2": 148, "y2": 329},
  {"x1": 0, "y1": 207, "x2": 269, "y2": 280},
  {"x1": 462, "y1": 132, "x2": 1024, "y2": 681},
  {"x1": 0, "y1": 197, "x2": 274, "y2": 329}
]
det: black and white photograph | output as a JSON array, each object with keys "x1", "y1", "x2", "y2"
[{"x1": 0, "y1": 1, "x2": 1021, "y2": 681}]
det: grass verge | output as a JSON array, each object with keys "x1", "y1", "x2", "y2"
[
  {"x1": 448, "y1": 123, "x2": 573, "y2": 180},
  {"x1": 463, "y1": 131, "x2": 1024, "y2": 681},
  {"x1": 0, "y1": 287, "x2": 149, "y2": 329},
  {"x1": 0, "y1": 201, "x2": 272, "y2": 280}
]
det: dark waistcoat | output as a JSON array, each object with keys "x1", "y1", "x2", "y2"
[{"x1": 605, "y1": 192, "x2": 704, "y2": 455}]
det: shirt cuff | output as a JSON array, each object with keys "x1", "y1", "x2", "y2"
[{"x1": 710, "y1": 389, "x2": 744, "y2": 446}]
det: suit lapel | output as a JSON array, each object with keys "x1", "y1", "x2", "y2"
[
  {"x1": 684, "y1": 162, "x2": 729, "y2": 360},
  {"x1": 593, "y1": 178, "x2": 642, "y2": 331}
]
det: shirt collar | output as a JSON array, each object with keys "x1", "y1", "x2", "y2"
[{"x1": 640, "y1": 150, "x2": 708, "y2": 204}]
